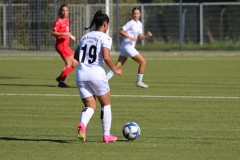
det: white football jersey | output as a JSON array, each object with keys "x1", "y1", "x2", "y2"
[
  {"x1": 120, "y1": 19, "x2": 143, "y2": 48},
  {"x1": 76, "y1": 31, "x2": 112, "y2": 81}
]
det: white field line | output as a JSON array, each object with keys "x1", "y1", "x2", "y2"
[
  {"x1": 0, "y1": 93, "x2": 239, "y2": 99},
  {"x1": 0, "y1": 57, "x2": 240, "y2": 61}
]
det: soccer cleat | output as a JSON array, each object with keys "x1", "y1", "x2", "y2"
[
  {"x1": 58, "y1": 82, "x2": 70, "y2": 88},
  {"x1": 56, "y1": 76, "x2": 61, "y2": 83},
  {"x1": 103, "y1": 135, "x2": 118, "y2": 143},
  {"x1": 77, "y1": 123, "x2": 86, "y2": 142},
  {"x1": 136, "y1": 81, "x2": 148, "y2": 88}
]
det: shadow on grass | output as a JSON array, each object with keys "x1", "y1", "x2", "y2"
[
  {"x1": 0, "y1": 137, "x2": 132, "y2": 144},
  {"x1": 0, "y1": 76, "x2": 77, "y2": 88},
  {"x1": 0, "y1": 76, "x2": 21, "y2": 79},
  {"x1": 117, "y1": 139, "x2": 135, "y2": 142},
  {"x1": 0, "y1": 83, "x2": 78, "y2": 88},
  {"x1": 72, "y1": 139, "x2": 131, "y2": 143},
  {"x1": 0, "y1": 137, "x2": 71, "y2": 143},
  {"x1": 0, "y1": 83, "x2": 56, "y2": 87}
]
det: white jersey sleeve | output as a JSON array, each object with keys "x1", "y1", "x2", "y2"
[
  {"x1": 101, "y1": 35, "x2": 112, "y2": 50},
  {"x1": 122, "y1": 20, "x2": 134, "y2": 32},
  {"x1": 122, "y1": 20, "x2": 135, "y2": 39}
]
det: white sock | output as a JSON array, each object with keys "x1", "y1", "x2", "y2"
[
  {"x1": 137, "y1": 73, "x2": 143, "y2": 82},
  {"x1": 80, "y1": 107, "x2": 94, "y2": 127},
  {"x1": 101, "y1": 105, "x2": 112, "y2": 135},
  {"x1": 106, "y1": 70, "x2": 114, "y2": 80}
]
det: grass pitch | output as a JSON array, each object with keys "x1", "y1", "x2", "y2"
[{"x1": 0, "y1": 52, "x2": 240, "y2": 160}]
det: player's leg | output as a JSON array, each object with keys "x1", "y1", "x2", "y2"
[
  {"x1": 106, "y1": 55, "x2": 127, "y2": 80},
  {"x1": 132, "y1": 53, "x2": 146, "y2": 74},
  {"x1": 56, "y1": 47, "x2": 76, "y2": 87},
  {"x1": 132, "y1": 53, "x2": 148, "y2": 88},
  {"x1": 76, "y1": 81, "x2": 96, "y2": 142},
  {"x1": 89, "y1": 79, "x2": 117, "y2": 143},
  {"x1": 116, "y1": 55, "x2": 128, "y2": 69},
  {"x1": 97, "y1": 92, "x2": 117, "y2": 143},
  {"x1": 80, "y1": 96, "x2": 97, "y2": 126}
]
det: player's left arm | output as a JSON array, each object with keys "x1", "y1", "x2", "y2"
[
  {"x1": 102, "y1": 47, "x2": 122, "y2": 76},
  {"x1": 138, "y1": 31, "x2": 153, "y2": 40}
]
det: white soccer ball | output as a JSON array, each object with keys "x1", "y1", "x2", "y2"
[{"x1": 122, "y1": 122, "x2": 141, "y2": 140}]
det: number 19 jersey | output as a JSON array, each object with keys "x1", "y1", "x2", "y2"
[{"x1": 76, "y1": 31, "x2": 112, "y2": 81}]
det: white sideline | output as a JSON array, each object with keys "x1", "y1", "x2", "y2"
[{"x1": 0, "y1": 93, "x2": 239, "y2": 99}]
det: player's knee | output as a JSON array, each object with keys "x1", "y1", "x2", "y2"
[
  {"x1": 72, "y1": 59, "x2": 78, "y2": 68},
  {"x1": 140, "y1": 59, "x2": 146, "y2": 66}
]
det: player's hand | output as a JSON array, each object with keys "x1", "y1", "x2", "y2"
[
  {"x1": 130, "y1": 37, "x2": 138, "y2": 41},
  {"x1": 114, "y1": 68, "x2": 122, "y2": 76},
  {"x1": 147, "y1": 31, "x2": 152, "y2": 37},
  {"x1": 70, "y1": 35, "x2": 76, "y2": 41}
]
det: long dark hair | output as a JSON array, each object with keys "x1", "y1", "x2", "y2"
[
  {"x1": 132, "y1": 7, "x2": 141, "y2": 14},
  {"x1": 85, "y1": 10, "x2": 109, "y2": 30},
  {"x1": 58, "y1": 4, "x2": 68, "y2": 17}
]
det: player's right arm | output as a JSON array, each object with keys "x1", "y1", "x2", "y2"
[
  {"x1": 119, "y1": 29, "x2": 137, "y2": 42},
  {"x1": 119, "y1": 20, "x2": 137, "y2": 42},
  {"x1": 51, "y1": 19, "x2": 71, "y2": 37},
  {"x1": 51, "y1": 31, "x2": 71, "y2": 37}
]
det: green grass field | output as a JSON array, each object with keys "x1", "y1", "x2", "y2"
[{"x1": 0, "y1": 52, "x2": 240, "y2": 160}]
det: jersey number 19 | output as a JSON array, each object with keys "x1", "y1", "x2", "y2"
[{"x1": 80, "y1": 44, "x2": 97, "y2": 64}]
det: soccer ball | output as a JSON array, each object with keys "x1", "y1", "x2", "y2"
[{"x1": 122, "y1": 122, "x2": 141, "y2": 140}]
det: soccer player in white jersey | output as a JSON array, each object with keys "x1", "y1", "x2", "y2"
[
  {"x1": 74, "y1": 10, "x2": 122, "y2": 143},
  {"x1": 107, "y1": 7, "x2": 152, "y2": 88}
]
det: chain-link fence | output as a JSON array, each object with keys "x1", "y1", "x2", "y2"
[
  {"x1": 0, "y1": 0, "x2": 107, "y2": 51},
  {"x1": 201, "y1": 2, "x2": 240, "y2": 45},
  {"x1": 1, "y1": 1, "x2": 240, "y2": 51}
]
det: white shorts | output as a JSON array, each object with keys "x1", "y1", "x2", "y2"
[
  {"x1": 76, "y1": 79, "x2": 110, "y2": 99},
  {"x1": 120, "y1": 45, "x2": 139, "y2": 58}
]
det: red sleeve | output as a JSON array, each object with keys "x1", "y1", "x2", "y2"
[{"x1": 52, "y1": 18, "x2": 61, "y2": 32}]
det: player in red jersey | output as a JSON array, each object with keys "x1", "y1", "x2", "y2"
[{"x1": 52, "y1": 4, "x2": 78, "y2": 88}]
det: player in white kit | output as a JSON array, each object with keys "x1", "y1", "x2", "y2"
[
  {"x1": 74, "y1": 10, "x2": 122, "y2": 143},
  {"x1": 107, "y1": 7, "x2": 152, "y2": 88}
]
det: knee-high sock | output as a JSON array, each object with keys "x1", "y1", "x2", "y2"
[
  {"x1": 80, "y1": 107, "x2": 94, "y2": 127},
  {"x1": 60, "y1": 66, "x2": 74, "y2": 82},
  {"x1": 137, "y1": 73, "x2": 143, "y2": 82},
  {"x1": 101, "y1": 105, "x2": 112, "y2": 135}
]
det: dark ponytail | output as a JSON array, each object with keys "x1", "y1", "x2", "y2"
[{"x1": 85, "y1": 10, "x2": 109, "y2": 30}]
